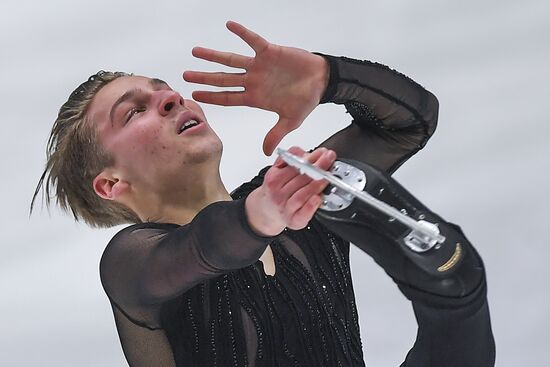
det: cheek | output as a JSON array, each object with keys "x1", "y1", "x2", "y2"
[{"x1": 115, "y1": 123, "x2": 165, "y2": 161}]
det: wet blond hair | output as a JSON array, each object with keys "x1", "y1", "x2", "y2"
[{"x1": 32, "y1": 71, "x2": 141, "y2": 227}]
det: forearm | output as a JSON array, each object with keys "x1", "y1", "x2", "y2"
[
  {"x1": 318, "y1": 53, "x2": 438, "y2": 130},
  {"x1": 187, "y1": 199, "x2": 273, "y2": 269},
  {"x1": 100, "y1": 198, "x2": 274, "y2": 327},
  {"x1": 317, "y1": 54, "x2": 439, "y2": 173},
  {"x1": 141, "y1": 199, "x2": 273, "y2": 302}
]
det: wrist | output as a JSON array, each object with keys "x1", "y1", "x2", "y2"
[
  {"x1": 311, "y1": 53, "x2": 331, "y2": 104},
  {"x1": 245, "y1": 188, "x2": 285, "y2": 237},
  {"x1": 312, "y1": 52, "x2": 339, "y2": 104}
]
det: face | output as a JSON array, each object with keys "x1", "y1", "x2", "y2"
[{"x1": 88, "y1": 75, "x2": 222, "y2": 196}]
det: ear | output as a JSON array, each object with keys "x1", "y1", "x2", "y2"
[{"x1": 93, "y1": 169, "x2": 130, "y2": 201}]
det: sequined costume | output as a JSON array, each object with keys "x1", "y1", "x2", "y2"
[{"x1": 100, "y1": 54, "x2": 495, "y2": 366}]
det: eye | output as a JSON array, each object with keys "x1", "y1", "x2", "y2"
[{"x1": 125, "y1": 106, "x2": 146, "y2": 123}]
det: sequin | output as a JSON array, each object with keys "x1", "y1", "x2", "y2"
[{"x1": 171, "y1": 222, "x2": 365, "y2": 366}]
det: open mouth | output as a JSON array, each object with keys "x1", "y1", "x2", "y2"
[{"x1": 178, "y1": 119, "x2": 201, "y2": 134}]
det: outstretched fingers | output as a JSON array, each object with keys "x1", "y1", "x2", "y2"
[
  {"x1": 263, "y1": 118, "x2": 298, "y2": 156},
  {"x1": 226, "y1": 20, "x2": 269, "y2": 54},
  {"x1": 191, "y1": 90, "x2": 246, "y2": 106},
  {"x1": 183, "y1": 71, "x2": 245, "y2": 88},
  {"x1": 191, "y1": 47, "x2": 251, "y2": 69}
]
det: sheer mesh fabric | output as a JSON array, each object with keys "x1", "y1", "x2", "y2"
[{"x1": 99, "y1": 55, "x2": 493, "y2": 366}]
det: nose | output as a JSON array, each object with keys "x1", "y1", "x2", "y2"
[{"x1": 158, "y1": 90, "x2": 185, "y2": 116}]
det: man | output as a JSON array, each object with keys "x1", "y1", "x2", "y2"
[{"x1": 34, "y1": 21, "x2": 495, "y2": 366}]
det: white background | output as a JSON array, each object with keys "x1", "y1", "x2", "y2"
[{"x1": 1, "y1": 0, "x2": 549, "y2": 365}]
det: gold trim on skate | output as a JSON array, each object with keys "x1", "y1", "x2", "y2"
[{"x1": 437, "y1": 243, "x2": 462, "y2": 272}]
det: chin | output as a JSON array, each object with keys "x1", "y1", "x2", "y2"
[{"x1": 187, "y1": 134, "x2": 223, "y2": 165}]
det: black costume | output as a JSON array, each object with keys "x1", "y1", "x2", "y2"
[{"x1": 100, "y1": 54, "x2": 495, "y2": 366}]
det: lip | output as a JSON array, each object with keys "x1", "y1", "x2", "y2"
[
  {"x1": 176, "y1": 110, "x2": 204, "y2": 135},
  {"x1": 179, "y1": 120, "x2": 205, "y2": 135}
]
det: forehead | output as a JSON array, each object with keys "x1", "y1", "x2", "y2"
[{"x1": 87, "y1": 76, "x2": 169, "y2": 127}]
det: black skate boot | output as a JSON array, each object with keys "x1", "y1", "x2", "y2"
[{"x1": 314, "y1": 158, "x2": 484, "y2": 302}]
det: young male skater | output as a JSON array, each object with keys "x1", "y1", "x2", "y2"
[{"x1": 34, "y1": 21, "x2": 495, "y2": 366}]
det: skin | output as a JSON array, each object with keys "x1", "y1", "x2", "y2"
[
  {"x1": 89, "y1": 21, "x2": 335, "y2": 244},
  {"x1": 89, "y1": 75, "x2": 231, "y2": 225}
]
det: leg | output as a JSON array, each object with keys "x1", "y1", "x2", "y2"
[
  {"x1": 315, "y1": 158, "x2": 484, "y2": 300},
  {"x1": 315, "y1": 159, "x2": 495, "y2": 366}
]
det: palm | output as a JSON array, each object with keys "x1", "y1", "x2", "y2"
[
  {"x1": 183, "y1": 21, "x2": 328, "y2": 155},
  {"x1": 244, "y1": 44, "x2": 319, "y2": 113}
]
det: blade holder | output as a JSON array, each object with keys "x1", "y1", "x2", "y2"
[{"x1": 276, "y1": 148, "x2": 446, "y2": 250}]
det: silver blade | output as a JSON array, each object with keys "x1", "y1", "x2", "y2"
[{"x1": 276, "y1": 148, "x2": 446, "y2": 244}]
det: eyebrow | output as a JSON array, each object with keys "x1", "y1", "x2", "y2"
[
  {"x1": 109, "y1": 78, "x2": 170, "y2": 125},
  {"x1": 150, "y1": 78, "x2": 168, "y2": 87}
]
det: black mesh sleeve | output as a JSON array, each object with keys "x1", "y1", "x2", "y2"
[
  {"x1": 100, "y1": 198, "x2": 272, "y2": 329},
  {"x1": 313, "y1": 55, "x2": 495, "y2": 366},
  {"x1": 315, "y1": 53, "x2": 439, "y2": 174}
]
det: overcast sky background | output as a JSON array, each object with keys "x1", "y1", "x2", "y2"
[{"x1": 1, "y1": 0, "x2": 549, "y2": 366}]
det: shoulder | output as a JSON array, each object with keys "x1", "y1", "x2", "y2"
[
  {"x1": 102, "y1": 222, "x2": 179, "y2": 258},
  {"x1": 99, "y1": 222, "x2": 180, "y2": 289}
]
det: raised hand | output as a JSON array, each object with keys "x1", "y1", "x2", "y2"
[
  {"x1": 245, "y1": 147, "x2": 336, "y2": 236},
  {"x1": 183, "y1": 21, "x2": 329, "y2": 156}
]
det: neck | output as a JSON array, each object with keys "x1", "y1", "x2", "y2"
[
  {"x1": 127, "y1": 166, "x2": 233, "y2": 226},
  {"x1": 151, "y1": 182, "x2": 232, "y2": 225}
]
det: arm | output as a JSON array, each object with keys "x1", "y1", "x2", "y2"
[
  {"x1": 100, "y1": 199, "x2": 272, "y2": 327},
  {"x1": 100, "y1": 148, "x2": 336, "y2": 327},
  {"x1": 311, "y1": 60, "x2": 495, "y2": 365},
  {"x1": 183, "y1": 21, "x2": 437, "y2": 172},
  {"x1": 317, "y1": 54, "x2": 439, "y2": 174},
  {"x1": 186, "y1": 23, "x2": 492, "y2": 364}
]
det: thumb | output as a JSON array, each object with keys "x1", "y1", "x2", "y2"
[{"x1": 262, "y1": 117, "x2": 295, "y2": 156}]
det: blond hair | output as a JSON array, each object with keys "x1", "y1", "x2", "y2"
[{"x1": 31, "y1": 71, "x2": 141, "y2": 227}]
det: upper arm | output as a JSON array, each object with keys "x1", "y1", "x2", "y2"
[
  {"x1": 100, "y1": 223, "x2": 229, "y2": 327},
  {"x1": 111, "y1": 304, "x2": 177, "y2": 367}
]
